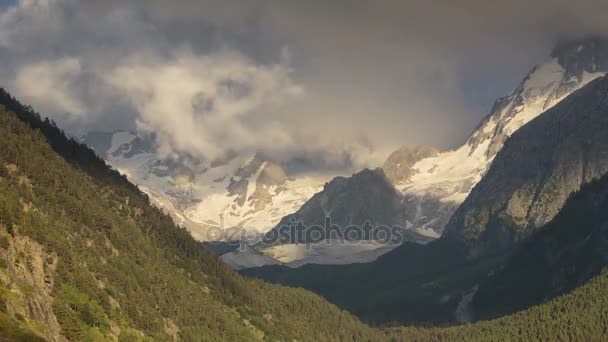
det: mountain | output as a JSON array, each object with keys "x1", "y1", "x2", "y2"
[
  {"x1": 387, "y1": 37, "x2": 608, "y2": 238},
  {"x1": 268, "y1": 168, "x2": 408, "y2": 236},
  {"x1": 0, "y1": 89, "x2": 387, "y2": 340},
  {"x1": 227, "y1": 37, "x2": 608, "y2": 270},
  {"x1": 223, "y1": 169, "x2": 432, "y2": 269},
  {"x1": 1, "y1": 74, "x2": 608, "y2": 341},
  {"x1": 81, "y1": 131, "x2": 329, "y2": 241},
  {"x1": 245, "y1": 131, "x2": 608, "y2": 325},
  {"x1": 245, "y1": 164, "x2": 608, "y2": 325},
  {"x1": 444, "y1": 74, "x2": 608, "y2": 256},
  {"x1": 243, "y1": 40, "x2": 608, "y2": 325}
]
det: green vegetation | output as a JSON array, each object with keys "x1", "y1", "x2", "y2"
[
  {"x1": 0, "y1": 87, "x2": 607, "y2": 340},
  {"x1": 0, "y1": 311, "x2": 46, "y2": 342},
  {"x1": 389, "y1": 269, "x2": 608, "y2": 341},
  {"x1": 0, "y1": 90, "x2": 381, "y2": 340},
  {"x1": 244, "y1": 238, "x2": 502, "y2": 324}
]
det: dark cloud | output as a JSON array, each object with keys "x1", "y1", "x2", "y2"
[{"x1": 2, "y1": 0, "x2": 608, "y2": 170}]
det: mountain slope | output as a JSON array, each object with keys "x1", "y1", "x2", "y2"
[
  {"x1": 471, "y1": 172, "x2": 608, "y2": 319},
  {"x1": 444, "y1": 74, "x2": 608, "y2": 256},
  {"x1": 389, "y1": 269, "x2": 608, "y2": 341},
  {"x1": 388, "y1": 37, "x2": 608, "y2": 238}
]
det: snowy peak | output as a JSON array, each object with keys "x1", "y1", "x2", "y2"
[
  {"x1": 467, "y1": 38, "x2": 608, "y2": 163},
  {"x1": 82, "y1": 131, "x2": 328, "y2": 240},
  {"x1": 261, "y1": 167, "x2": 432, "y2": 247},
  {"x1": 221, "y1": 168, "x2": 431, "y2": 270},
  {"x1": 383, "y1": 38, "x2": 608, "y2": 239},
  {"x1": 269, "y1": 168, "x2": 406, "y2": 233},
  {"x1": 551, "y1": 37, "x2": 608, "y2": 75},
  {"x1": 444, "y1": 74, "x2": 608, "y2": 256},
  {"x1": 82, "y1": 130, "x2": 157, "y2": 161},
  {"x1": 226, "y1": 38, "x2": 608, "y2": 269}
]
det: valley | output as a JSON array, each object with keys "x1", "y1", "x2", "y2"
[{"x1": 0, "y1": 1, "x2": 607, "y2": 339}]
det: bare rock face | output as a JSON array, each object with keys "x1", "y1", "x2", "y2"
[
  {"x1": 227, "y1": 154, "x2": 288, "y2": 211},
  {"x1": 249, "y1": 162, "x2": 288, "y2": 211},
  {"x1": 444, "y1": 75, "x2": 608, "y2": 257},
  {"x1": 0, "y1": 232, "x2": 64, "y2": 341},
  {"x1": 382, "y1": 146, "x2": 439, "y2": 185}
]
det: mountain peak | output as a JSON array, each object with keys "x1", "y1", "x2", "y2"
[
  {"x1": 466, "y1": 38, "x2": 608, "y2": 160},
  {"x1": 376, "y1": 37, "x2": 608, "y2": 241},
  {"x1": 551, "y1": 36, "x2": 608, "y2": 57},
  {"x1": 444, "y1": 74, "x2": 608, "y2": 256},
  {"x1": 550, "y1": 36, "x2": 608, "y2": 76}
]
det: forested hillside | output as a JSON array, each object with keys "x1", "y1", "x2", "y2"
[
  {"x1": 0, "y1": 89, "x2": 607, "y2": 340},
  {"x1": 388, "y1": 269, "x2": 608, "y2": 341},
  {"x1": 0, "y1": 91, "x2": 380, "y2": 340}
]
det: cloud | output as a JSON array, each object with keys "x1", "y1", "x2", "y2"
[
  {"x1": 1, "y1": 0, "x2": 608, "y2": 171},
  {"x1": 14, "y1": 57, "x2": 86, "y2": 122},
  {"x1": 105, "y1": 47, "x2": 302, "y2": 161}
]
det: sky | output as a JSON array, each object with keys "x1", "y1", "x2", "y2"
[{"x1": 1, "y1": 0, "x2": 608, "y2": 172}]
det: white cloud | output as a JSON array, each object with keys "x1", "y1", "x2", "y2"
[
  {"x1": 105, "y1": 48, "x2": 302, "y2": 161},
  {"x1": 14, "y1": 57, "x2": 87, "y2": 121},
  {"x1": 2, "y1": 0, "x2": 608, "y2": 172}
]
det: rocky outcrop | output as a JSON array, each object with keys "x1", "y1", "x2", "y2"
[
  {"x1": 227, "y1": 154, "x2": 288, "y2": 211},
  {"x1": 249, "y1": 162, "x2": 288, "y2": 211},
  {"x1": 382, "y1": 146, "x2": 439, "y2": 185},
  {"x1": 0, "y1": 230, "x2": 64, "y2": 341}
]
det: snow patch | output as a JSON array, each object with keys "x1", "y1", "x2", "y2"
[{"x1": 221, "y1": 240, "x2": 398, "y2": 270}]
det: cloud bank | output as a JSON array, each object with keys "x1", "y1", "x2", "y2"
[
  {"x1": 1, "y1": 0, "x2": 608, "y2": 171},
  {"x1": 105, "y1": 48, "x2": 302, "y2": 160}
]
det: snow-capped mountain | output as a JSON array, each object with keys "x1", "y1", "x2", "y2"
[
  {"x1": 444, "y1": 73, "x2": 608, "y2": 256},
  {"x1": 388, "y1": 38, "x2": 608, "y2": 239},
  {"x1": 85, "y1": 38, "x2": 608, "y2": 269},
  {"x1": 225, "y1": 38, "x2": 608, "y2": 270},
  {"x1": 221, "y1": 168, "x2": 434, "y2": 270},
  {"x1": 81, "y1": 131, "x2": 330, "y2": 241}
]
